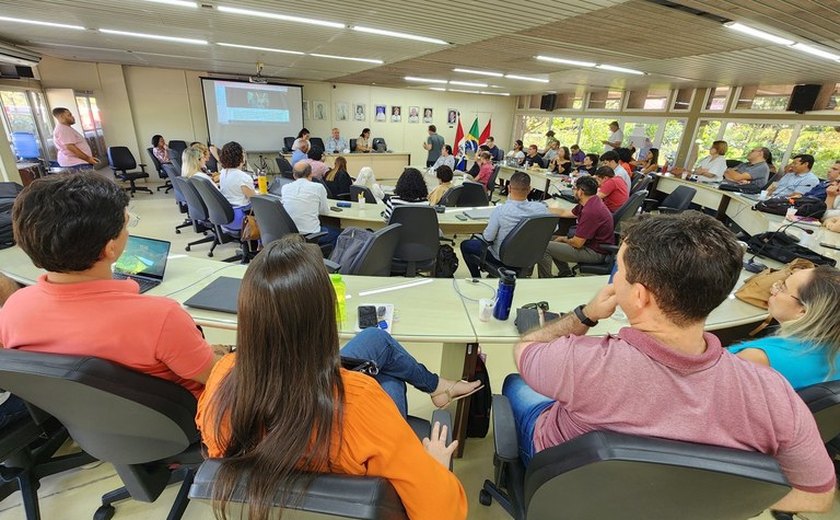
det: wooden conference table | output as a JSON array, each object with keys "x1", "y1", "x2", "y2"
[{"x1": 248, "y1": 151, "x2": 411, "y2": 183}]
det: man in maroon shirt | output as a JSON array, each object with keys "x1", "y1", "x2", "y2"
[
  {"x1": 538, "y1": 176, "x2": 614, "y2": 278},
  {"x1": 508, "y1": 212, "x2": 835, "y2": 514}
]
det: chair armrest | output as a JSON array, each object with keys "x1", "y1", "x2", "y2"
[
  {"x1": 322, "y1": 258, "x2": 341, "y2": 272},
  {"x1": 303, "y1": 231, "x2": 327, "y2": 243},
  {"x1": 601, "y1": 244, "x2": 619, "y2": 254},
  {"x1": 431, "y1": 409, "x2": 454, "y2": 471},
  {"x1": 138, "y1": 163, "x2": 147, "y2": 174},
  {"x1": 491, "y1": 395, "x2": 520, "y2": 462},
  {"x1": 335, "y1": 193, "x2": 351, "y2": 201}
]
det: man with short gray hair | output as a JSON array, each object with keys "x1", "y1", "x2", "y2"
[{"x1": 281, "y1": 161, "x2": 339, "y2": 247}]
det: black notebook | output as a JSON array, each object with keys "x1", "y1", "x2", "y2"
[{"x1": 183, "y1": 277, "x2": 241, "y2": 314}]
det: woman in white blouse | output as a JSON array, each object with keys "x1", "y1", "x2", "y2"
[
  {"x1": 353, "y1": 166, "x2": 385, "y2": 201},
  {"x1": 692, "y1": 140, "x2": 728, "y2": 182},
  {"x1": 292, "y1": 128, "x2": 310, "y2": 151},
  {"x1": 218, "y1": 141, "x2": 256, "y2": 230}
]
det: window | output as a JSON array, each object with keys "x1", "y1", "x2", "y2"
[
  {"x1": 722, "y1": 122, "x2": 794, "y2": 167},
  {"x1": 578, "y1": 118, "x2": 615, "y2": 153},
  {"x1": 75, "y1": 92, "x2": 106, "y2": 162},
  {"x1": 0, "y1": 90, "x2": 53, "y2": 161},
  {"x1": 704, "y1": 87, "x2": 730, "y2": 111},
  {"x1": 571, "y1": 96, "x2": 584, "y2": 110},
  {"x1": 672, "y1": 88, "x2": 694, "y2": 111},
  {"x1": 660, "y1": 120, "x2": 687, "y2": 164},
  {"x1": 519, "y1": 115, "x2": 551, "y2": 149},
  {"x1": 588, "y1": 90, "x2": 624, "y2": 111},
  {"x1": 791, "y1": 125, "x2": 840, "y2": 174},
  {"x1": 827, "y1": 84, "x2": 840, "y2": 112},
  {"x1": 644, "y1": 89, "x2": 670, "y2": 110},
  {"x1": 548, "y1": 116, "x2": 581, "y2": 147},
  {"x1": 734, "y1": 85, "x2": 794, "y2": 111}
]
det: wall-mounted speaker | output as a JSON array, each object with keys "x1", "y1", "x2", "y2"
[
  {"x1": 787, "y1": 84, "x2": 822, "y2": 113},
  {"x1": 540, "y1": 94, "x2": 557, "y2": 111}
]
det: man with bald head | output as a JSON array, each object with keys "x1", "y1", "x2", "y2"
[{"x1": 280, "y1": 161, "x2": 340, "y2": 247}]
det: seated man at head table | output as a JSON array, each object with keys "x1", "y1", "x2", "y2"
[
  {"x1": 791, "y1": 159, "x2": 840, "y2": 201},
  {"x1": 765, "y1": 154, "x2": 820, "y2": 199},
  {"x1": 0, "y1": 173, "x2": 227, "y2": 425},
  {"x1": 723, "y1": 147, "x2": 772, "y2": 188},
  {"x1": 505, "y1": 212, "x2": 835, "y2": 514},
  {"x1": 325, "y1": 127, "x2": 348, "y2": 154},
  {"x1": 460, "y1": 171, "x2": 562, "y2": 278},
  {"x1": 537, "y1": 175, "x2": 614, "y2": 279}
]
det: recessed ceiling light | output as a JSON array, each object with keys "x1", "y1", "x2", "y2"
[
  {"x1": 596, "y1": 64, "x2": 645, "y2": 75},
  {"x1": 429, "y1": 87, "x2": 447, "y2": 91},
  {"x1": 536, "y1": 55, "x2": 596, "y2": 67},
  {"x1": 452, "y1": 68, "x2": 504, "y2": 77},
  {"x1": 218, "y1": 5, "x2": 345, "y2": 29},
  {"x1": 723, "y1": 22, "x2": 795, "y2": 46},
  {"x1": 143, "y1": 0, "x2": 198, "y2": 7},
  {"x1": 217, "y1": 42, "x2": 304, "y2": 55},
  {"x1": 0, "y1": 16, "x2": 85, "y2": 30},
  {"x1": 449, "y1": 80, "x2": 488, "y2": 88},
  {"x1": 480, "y1": 91, "x2": 510, "y2": 96},
  {"x1": 309, "y1": 53, "x2": 383, "y2": 64},
  {"x1": 791, "y1": 43, "x2": 840, "y2": 61},
  {"x1": 352, "y1": 26, "x2": 448, "y2": 45},
  {"x1": 448, "y1": 89, "x2": 480, "y2": 94},
  {"x1": 505, "y1": 74, "x2": 550, "y2": 83},
  {"x1": 100, "y1": 29, "x2": 207, "y2": 44},
  {"x1": 405, "y1": 76, "x2": 447, "y2": 84}
]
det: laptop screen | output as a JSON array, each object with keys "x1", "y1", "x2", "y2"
[{"x1": 114, "y1": 235, "x2": 171, "y2": 280}]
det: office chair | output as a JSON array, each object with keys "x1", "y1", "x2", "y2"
[
  {"x1": 643, "y1": 185, "x2": 696, "y2": 213},
  {"x1": 11, "y1": 132, "x2": 40, "y2": 161},
  {"x1": 282, "y1": 137, "x2": 295, "y2": 153},
  {"x1": 189, "y1": 410, "x2": 451, "y2": 520},
  {"x1": 481, "y1": 394, "x2": 790, "y2": 520},
  {"x1": 726, "y1": 159, "x2": 744, "y2": 169},
  {"x1": 575, "y1": 190, "x2": 647, "y2": 276},
  {"x1": 249, "y1": 194, "x2": 328, "y2": 252},
  {"x1": 109, "y1": 147, "x2": 152, "y2": 197},
  {"x1": 349, "y1": 138, "x2": 358, "y2": 152},
  {"x1": 388, "y1": 206, "x2": 440, "y2": 277},
  {"x1": 171, "y1": 176, "x2": 216, "y2": 252},
  {"x1": 190, "y1": 176, "x2": 249, "y2": 262},
  {"x1": 630, "y1": 173, "x2": 653, "y2": 194},
  {"x1": 349, "y1": 186, "x2": 377, "y2": 204},
  {"x1": 457, "y1": 181, "x2": 490, "y2": 207},
  {"x1": 438, "y1": 185, "x2": 463, "y2": 207},
  {"x1": 162, "y1": 163, "x2": 187, "y2": 216},
  {"x1": 275, "y1": 155, "x2": 294, "y2": 177},
  {"x1": 145, "y1": 147, "x2": 172, "y2": 192},
  {"x1": 0, "y1": 405, "x2": 96, "y2": 519},
  {"x1": 372, "y1": 138, "x2": 387, "y2": 152},
  {"x1": 488, "y1": 164, "x2": 502, "y2": 200},
  {"x1": 168, "y1": 140, "x2": 187, "y2": 159},
  {"x1": 337, "y1": 224, "x2": 402, "y2": 276},
  {"x1": 267, "y1": 176, "x2": 293, "y2": 196},
  {"x1": 0, "y1": 349, "x2": 204, "y2": 520},
  {"x1": 309, "y1": 137, "x2": 325, "y2": 153},
  {"x1": 466, "y1": 215, "x2": 559, "y2": 278}
]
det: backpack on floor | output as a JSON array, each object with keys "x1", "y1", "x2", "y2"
[
  {"x1": 434, "y1": 244, "x2": 459, "y2": 278},
  {"x1": 467, "y1": 352, "x2": 492, "y2": 438}
]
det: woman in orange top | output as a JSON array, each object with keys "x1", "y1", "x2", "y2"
[{"x1": 196, "y1": 236, "x2": 472, "y2": 520}]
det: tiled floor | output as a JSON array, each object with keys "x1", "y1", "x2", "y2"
[{"x1": 1, "y1": 179, "x2": 838, "y2": 519}]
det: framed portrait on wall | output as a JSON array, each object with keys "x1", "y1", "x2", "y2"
[
  {"x1": 312, "y1": 101, "x2": 327, "y2": 120},
  {"x1": 353, "y1": 103, "x2": 366, "y2": 121},
  {"x1": 408, "y1": 106, "x2": 420, "y2": 123},
  {"x1": 375, "y1": 104, "x2": 387, "y2": 122},
  {"x1": 423, "y1": 107, "x2": 433, "y2": 124},
  {"x1": 447, "y1": 108, "x2": 458, "y2": 125},
  {"x1": 335, "y1": 102, "x2": 349, "y2": 121},
  {"x1": 390, "y1": 106, "x2": 402, "y2": 123}
]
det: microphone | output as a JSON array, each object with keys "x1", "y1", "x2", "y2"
[{"x1": 744, "y1": 209, "x2": 821, "y2": 273}]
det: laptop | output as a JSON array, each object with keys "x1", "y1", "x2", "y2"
[
  {"x1": 112, "y1": 235, "x2": 171, "y2": 293},
  {"x1": 183, "y1": 277, "x2": 241, "y2": 314}
]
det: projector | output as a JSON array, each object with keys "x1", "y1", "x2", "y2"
[{"x1": 249, "y1": 76, "x2": 267, "y2": 84}]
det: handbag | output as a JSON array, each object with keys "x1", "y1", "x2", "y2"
[
  {"x1": 241, "y1": 213, "x2": 261, "y2": 242},
  {"x1": 734, "y1": 258, "x2": 815, "y2": 309},
  {"x1": 340, "y1": 356, "x2": 379, "y2": 376}
]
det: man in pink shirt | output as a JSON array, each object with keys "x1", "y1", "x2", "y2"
[
  {"x1": 472, "y1": 151, "x2": 494, "y2": 191},
  {"x1": 507, "y1": 212, "x2": 835, "y2": 514},
  {"x1": 0, "y1": 173, "x2": 224, "y2": 413},
  {"x1": 51, "y1": 107, "x2": 97, "y2": 169},
  {"x1": 304, "y1": 148, "x2": 330, "y2": 180}
]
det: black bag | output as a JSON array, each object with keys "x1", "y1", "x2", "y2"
[
  {"x1": 467, "y1": 353, "x2": 492, "y2": 438},
  {"x1": 434, "y1": 244, "x2": 459, "y2": 278},
  {"x1": 0, "y1": 183, "x2": 22, "y2": 251},
  {"x1": 754, "y1": 196, "x2": 827, "y2": 219},
  {"x1": 747, "y1": 232, "x2": 837, "y2": 267},
  {"x1": 719, "y1": 182, "x2": 761, "y2": 194},
  {"x1": 0, "y1": 211, "x2": 12, "y2": 250},
  {"x1": 329, "y1": 227, "x2": 374, "y2": 273},
  {"x1": 753, "y1": 197, "x2": 790, "y2": 216}
]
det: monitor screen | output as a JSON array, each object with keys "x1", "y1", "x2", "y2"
[{"x1": 114, "y1": 235, "x2": 171, "y2": 280}]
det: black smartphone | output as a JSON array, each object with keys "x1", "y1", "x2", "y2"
[
  {"x1": 358, "y1": 305, "x2": 378, "y2": 329},
  {"x1": 455, "y1": 214, "x2": 468, "y2": 221},
  {"x1": 330, "y1": 206, "x2": 343, "y2": 212}
]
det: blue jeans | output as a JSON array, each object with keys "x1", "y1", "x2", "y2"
[
  {"x1": 502, "y1": 374, "x2": 554, "y2": 466},
  {"x1": 319, "y1": 225, "x2": 342, "y2": 247},
  {"x1": 0, "y1": 393, "x2": 30, "y2": 429},
  {"x1": 460, "y1": 238, "x2": 501, "y2": 278},
  {"x1": 340, "y1": 328, "x2": 439, "y2": 417}
]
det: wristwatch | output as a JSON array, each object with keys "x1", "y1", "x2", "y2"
[{"x1": 573, "y1": 304, "x2": 598, "y2": 327}]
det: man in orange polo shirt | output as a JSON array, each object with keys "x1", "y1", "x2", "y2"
[{"x1": 0, "y1": 173, "x2": 223, "y2": 425}]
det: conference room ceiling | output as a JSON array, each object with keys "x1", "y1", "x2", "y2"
[{"x1": 0, "y1": 0, "x2": 838, "y2": 95}]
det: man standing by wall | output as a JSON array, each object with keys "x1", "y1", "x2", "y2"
[
  {"x1": 423, "y1": 125, "x2": 444, "y2": 168},
  {"x1": 52, "y1": 108, "x2": 98, "y2": 170}
]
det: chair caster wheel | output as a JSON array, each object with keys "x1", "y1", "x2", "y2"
[
  {"x1": 93, "y1": 504, "x2": 116, "y2": 520},
  {"x1": 208, "y1": 252, "x2": 213, "y2": 258},
  {"x1": 185, "y1": 245, "x2": 191, "y2": 251},
  {"x1": 175, "y1": 229, "x2": 181, "y2": 234},
  {"x1": 479, "y1": 489, "x2": 492, "y2": 506},
  {"x1": 771, "y1": 512, "x2": 795, "y2": 520}
]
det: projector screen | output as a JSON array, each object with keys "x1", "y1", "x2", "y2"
[{"x1": 201, "y1": 78, "x2": 303, "y2": 152}]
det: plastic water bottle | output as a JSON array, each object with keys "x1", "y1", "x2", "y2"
[
  {"x1": 257, "y1": 169, "x2": 268, "y2": 194},
  {"x1": 493, "y1": 269, "x2": 516, "y2": 321},
  {"x1": 329, "y1": 274, "x2": 346, "y2": 325}
]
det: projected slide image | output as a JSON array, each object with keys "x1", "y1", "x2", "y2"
[{"x1": 216, "y1": 84, "x2": 291, "y2": 124}]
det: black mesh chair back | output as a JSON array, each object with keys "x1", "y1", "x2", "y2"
[
  {"x1": 342, "y1": 224, "x2": 402, "y2": 276},
  {"x1": 798, "y1": 380, "x2": 840, "y2": 442},
  {"x1": 349, "y1": 185, "x2": 376, "y2": 204},
  {"x1": 660, "y1": 185, "x2": 696, "y2": 212},
  {"x1": 630, "y1": 174, "x2": 652, "y2": 194},
  {"x1": 438, "y1": 185, "x2": 462, "y2": 207},
  {"x1": 268, "y1": 176, "x2": 293, "y2": 196},
  {"x1": 350, "y1": 138, "x2": 358, "y2": 152},
  {"x1": 457, "y1": 181, "x2": 490, "y2": 207},
  {"x1": 275, "y1": 155, "x2": 293, "y2": 176},
  {"x1": 206, "y1": 152, "x2": 218, "y2": 173},
  {"x1": 613, "y1": 190, "x2": 647, "y2": 233},
  {"x1": 146, "y1": 147, "x2": 164, "y2": 176},
  {"x1": 283, "y1": 137, "x2": 295, "y2": 153},
  {"x1": 169, "y1": 149, "x2": 182, "y2": 173},
  {"x1": 110, "y1": 146, "x2": 139, "y2": 171},
  {"x1": 389, "y1": 206, "x2": 440, "y2": 276},
  {"x1": 191, "y1": 176, "x2": 235, "y2": 227},
  {"x1": 496, "y1": 215, "x2": 559, "y2": 271},
  {"x1": 372, "y1": 138, "x2": 386, "y2": 151},
  {"x1": 726, "y1": 159, "x2": 743, "y2": 168},
  {"x1": 488, "y1": 165, "x2": 501, "y2": 197},
  {"x1": 250, "y1": 194, "x2": 301, "y2": 246},
  {"x1": 309, "y1": 137, "x2": 325, "y2": 153},
  {"x1": 169, "y1": 140, "x2": 188, "y2": 158},
  {"x1": 174, "y1": 176, "x2": 210, "y2": 222},
  {"x1": 162, "y1": 163, "x2": 185, "y2": 205}
]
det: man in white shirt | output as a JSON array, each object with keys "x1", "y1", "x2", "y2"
[
  {"x1": 325, "y1": 128, "x2": 348, "y2": 153},
  {"x1": 602, "y1": 121, "x2": 623, "y2": 153},
  {"x1": 430, "y1": 145, "x2": 456, "y2": 172},
  {"x1": 766, "y1": 154, "x2": 821, "y2": 198},
  {"x1": 51, "y1": 107, "x2": 98, "y2": 169},
  {"x1": 599, "y1": 150, "x2": 631, "y2": 189},
  {"x1": 281, "y1": 162, "x2": 340, "y2": 247}
]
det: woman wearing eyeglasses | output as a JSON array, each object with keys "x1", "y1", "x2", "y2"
[{"x1": 729, "y1": 266, "x2": 840, "y2": 390}]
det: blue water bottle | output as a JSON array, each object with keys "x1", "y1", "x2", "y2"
[{"x1": 493, "y1": 269, "x2": 517, "y2": 321}]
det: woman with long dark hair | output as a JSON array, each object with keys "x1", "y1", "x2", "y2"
[{"x1": 196, "y1": 236, "x2": 475, "y2": 520}]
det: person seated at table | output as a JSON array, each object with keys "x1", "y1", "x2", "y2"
[
  {"x1": 548, "y1": 146, "x2": 572, "y2": 176},
  {"x1": 507, "y1": 212, "x2": 835, "y2": 514},
  {"x1": 460, "y1": 172, "x2": 553, "y2": 278},
  {"x1": 674, "y1": 141, "x2": 728, "y2": 182},
  {"x1": 304, "y1": 148, "x2": 330, "y2": 180},
  {"x1": 326, "y1": 128, "x2": 348, "y2": 153},
  {"x1": 182, "y1": 146, "x2": 218, "y2": 185},
  {"x1": 291, "y1": 140, "x2": 310, "y2": 166},
  {"x1": 599, "y1": 150, "x2": 631, "y2": 188},
  {"x1": 578, "y1": 153, "x2": 599, "y2": 175},
  {"x1": 537, "y1": 176, "x2": 614, "y2": 278},
  {"x1": 570, "y1": 145, "x2": 586, "y2": 167},
  {"x1": 724, "y1": 147, "x2": 771, "y2": 188},
  {"x1": 825, "y1": 182, "x2": 840, "y2": 220},
  {"x1": 384, "y1": 168, "x2": 429, "y2": 221},
  {"x1": 594, "y1": 165, "x2": 628, "y2": 213},
  {"x1": 428, "y1": 165, "x2": 454, "y2": 206},
  {"x1": 282, "y1": 162, "x2": 340, "y2": 247},
  {"x1": 765, "y1": 154, "x2": 820, "y2": 199},
  {"x1": 355, "y1": 128, "x2": 372, "y2": 153},
  {"x1": 793, "y1": 160, "x2": 839, "y2": 201},
  {"x1": 730, "y1": 266, "x2": 840, "y2": 390},
  {"x1": 617, "y1": 147, "x2": 635, "y2": 175},
  {"x1": 0, "y1": 173, "x2": 222, "y2": 422},
  {"x1": 524, "y1": 145, "x2": 545, "y2": 169},
  {"x1": 485, "y1": 137, "x2": 504, "y2": 163},
  {"x1": 468, "y1": 151, "x2": 494, "y2": 191},
  {"x1": 152, "y1": 134, "x2": 172, "y2": 165},
  {"x1": 506, "y1": 140, "x2": 526, "y2": 165},
  {"x1": 353, "y1": 166, "x2": 385, "y2": 202},
  {"x1": 431, "y1": 145, "x2": 456, "y2": 172},
  {"x1": 217, "y1": 141, "x2": 255, "y2": 231},
  {"x1": 324, "y1": 156, "x2": 353, "y2": 199},
  {"x1": 196, "y1": 236, "x2": 477, "y2": 520},
  {"x1": 292, "y1": 128, "x2": 309, "y2": 151},
  {"x1": 638, "y1": 148, "x2": 659, "y2": 175},
  {"x1": 542, "y1": 130, "x2": 559, "y2": 154},
  {"x1": 543, "y1": 140, "x2": 560, "y2": 164}
]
